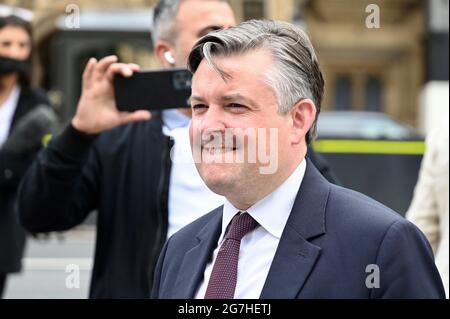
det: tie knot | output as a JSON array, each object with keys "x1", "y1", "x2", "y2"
[{"x1": 225, "y1": 212, "x2": 258, "y2": 241}]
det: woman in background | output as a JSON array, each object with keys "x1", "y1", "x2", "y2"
[{"x1": 0, "y1": 14, "x2": 52, "y2": 298}]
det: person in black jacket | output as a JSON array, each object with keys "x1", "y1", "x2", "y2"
[
  {"x1": 17, "y1": 0, "x2": 337, "y2": 299},
  {"x1": 0, "y1": 14, "x2": 54, "y2": 298}
]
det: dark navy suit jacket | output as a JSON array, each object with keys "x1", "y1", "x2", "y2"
[{"x1": 152, "y1": 159, "x2": 445, "y2": 299}]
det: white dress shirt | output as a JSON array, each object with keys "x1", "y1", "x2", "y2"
[
  {"x1": 195, "y1": 159, "x2": 307, "y2": 299},
  {"x1": 162, "y1": 109, "x2": 225, "y2": 238},
  {"x1": 0, "y1": 85, "x2": 20, "y2": 147}
]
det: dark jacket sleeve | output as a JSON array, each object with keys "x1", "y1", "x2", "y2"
[
  {"x1": 0, "y1": 151, "x2": 36, "y2": 192},
  {"x1": 17, "y1": 124, "x2": 100, "y2": 232},
  {"x1": 371, "y1": 219, "x2": 446, "y2": 298}
]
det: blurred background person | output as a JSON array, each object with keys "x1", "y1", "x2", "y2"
[
  {"x1": 0, "y1": 14, "x2": 56, "y2": 298},
  {"x1": 407, "y1": 116, "x2": 449, "y2": 298},
  {"x1": 17, "y1": 0, "x2": 236, "y2": 299}
]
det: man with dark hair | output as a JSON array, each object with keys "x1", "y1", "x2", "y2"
[
  {"x1": 151, "y1": 20, "x2": 445, "y2": 299},
  {"x1": 18, "y1": 0, "x2": 235, "y2": 298}
]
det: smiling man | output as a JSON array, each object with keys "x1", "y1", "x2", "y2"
[{"x1": 151, "y1": 20, "x2": 445, "y2": 299}]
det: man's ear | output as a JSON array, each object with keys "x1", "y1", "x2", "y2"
[
  {"x1": 290, "y1": 99, "x2": 317, "y2": 145},
  {"x1": 155, "y1": 40, "x2": 175, "y2": 67}
]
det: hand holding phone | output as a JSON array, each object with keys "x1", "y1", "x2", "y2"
[{"x1": 72, "y1": 56, "x2": 151, "y2": 135}]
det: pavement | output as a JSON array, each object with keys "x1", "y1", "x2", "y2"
[{"x1": 4, "y1": 227, "x2": 95, "y2": 299}]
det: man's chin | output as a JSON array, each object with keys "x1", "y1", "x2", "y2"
[{"x1": 199, "y1": 169, "x2": 234, "y2": 196}]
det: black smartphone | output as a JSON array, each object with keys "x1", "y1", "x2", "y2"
[{"x1": 114, "y1": 68, "x2": 192, "y2": 112}]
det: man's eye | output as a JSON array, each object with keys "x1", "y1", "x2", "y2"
[
  {"x1": 192, "y1": 104, "x2": 208, "y2": 110},
  {"x1": 227, "y1": 103, "x2": 246, "y2": 109}
]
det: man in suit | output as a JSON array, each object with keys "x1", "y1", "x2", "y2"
[{"x1": 151, "y1": 20, "x2": 445, "y2": 299}]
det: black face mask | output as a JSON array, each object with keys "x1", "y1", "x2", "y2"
[{"x1": 0, "y1": 56, "x2": 30, "y2": 75}]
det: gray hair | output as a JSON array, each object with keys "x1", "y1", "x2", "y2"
[
  {"x1": 152, "y1": 0, "x2": 180, "y2": 44},
  {"x1": 152, "y1": 0, "x2": 228, "y2": 45},
  {"x1": 187, "y1": 20, "x2": 324, "y2": 144}
]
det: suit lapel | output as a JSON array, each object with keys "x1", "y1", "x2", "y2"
[
  {"x1": 259, "y1": 226, "x2": 321, "y2": 299},
  {"x1": 172, "y1": 207, "x2": 223, "y2": 298},
  {"x1": 260, "y1": 158, "x2": 330, "y2": 299}
]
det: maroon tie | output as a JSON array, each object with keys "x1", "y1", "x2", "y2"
[{"x1": 204, "y1": 212, "x2": 258, "y2": 299}]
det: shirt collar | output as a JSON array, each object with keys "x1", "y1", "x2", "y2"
[
  {"x1": 161, "y1": 109, "x2": 191, "y2": 130},
  {"x1": 222, "y1": 159, "x2": 307, "y2": 239},
  {"x1": 0, "y1": 85, "x2": 20, "y2": 109}
]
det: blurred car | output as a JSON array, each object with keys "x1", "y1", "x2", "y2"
[
  {"x1": 313, "y1": 111, "x2": 425, "y2": 215},
  {"x1": 317, "y1": 111, "x2": 422, "y2": 140}
]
